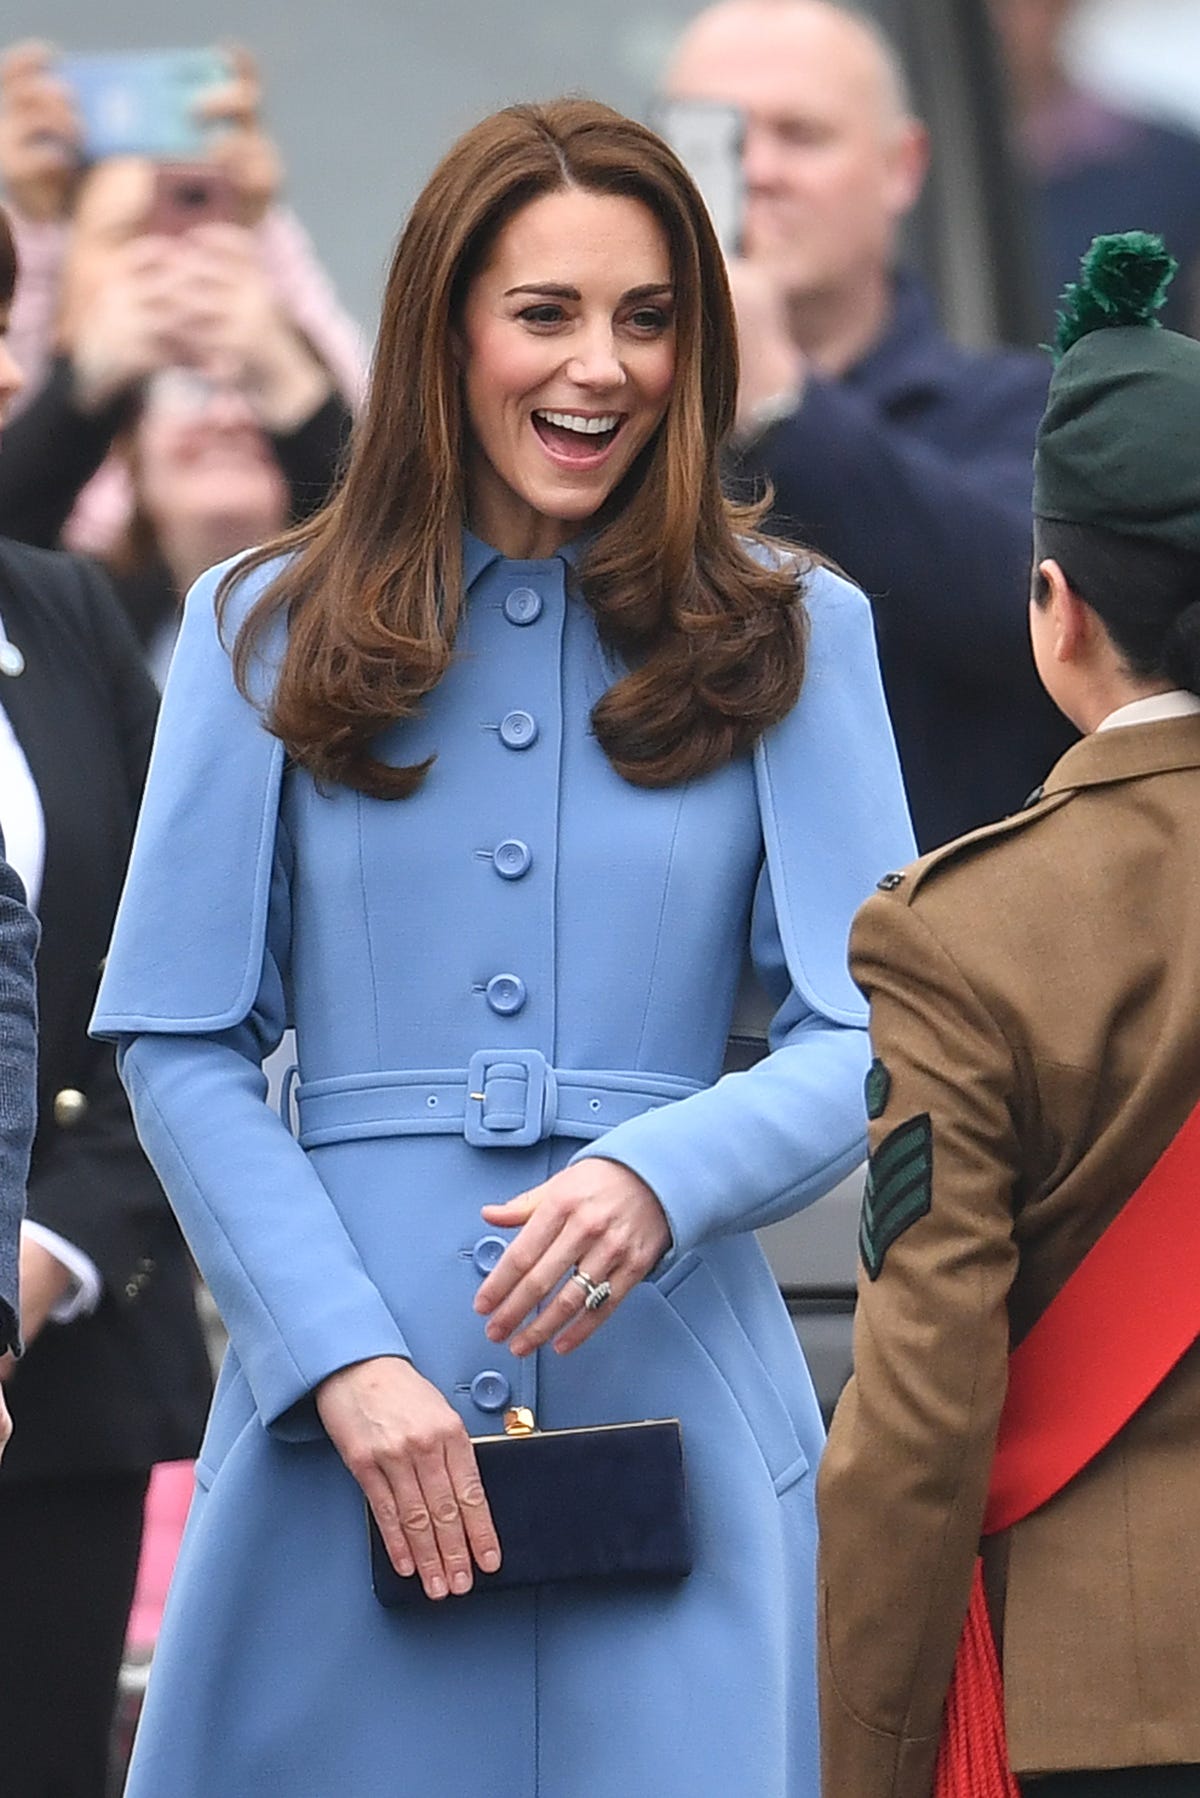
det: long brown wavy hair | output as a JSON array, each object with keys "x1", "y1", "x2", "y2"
[{"x1": 221, "y1": 98, "x2": 809, "y2": 797}]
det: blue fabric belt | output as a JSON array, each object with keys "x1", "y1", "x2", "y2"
[{"x1": 293, "y1": 1050, "x2": 704, "y2": 1150}]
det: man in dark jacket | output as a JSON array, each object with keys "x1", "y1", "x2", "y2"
[{"x1": 663, "y1": 0, "x2": 1076, "y2": 849}]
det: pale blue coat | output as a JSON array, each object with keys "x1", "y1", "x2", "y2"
[{"x1": 92, "y1": 534, "x2": 914, "y2": 1798}]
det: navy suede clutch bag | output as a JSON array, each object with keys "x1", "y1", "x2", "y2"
[{"x1": 367, "y1": 1416, "x2": 692, "y2": 1604}]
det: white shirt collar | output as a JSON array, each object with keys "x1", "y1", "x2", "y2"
[{"x1": 1095, "y1": 690, "x2": 1200, "y2": 733}]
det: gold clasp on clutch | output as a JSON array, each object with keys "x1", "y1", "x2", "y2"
[{"x1": 504, "y1": 1406, "x2": 536, "y2": 1437}]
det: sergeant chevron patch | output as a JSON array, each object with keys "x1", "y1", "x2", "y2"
[{"x1": 859, "y1": 1113, "x2": 933, "y2": 1280}]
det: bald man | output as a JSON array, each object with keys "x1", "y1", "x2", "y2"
[{"x1": 664, "y1": 0, "x2": 1076, "y2": 849}]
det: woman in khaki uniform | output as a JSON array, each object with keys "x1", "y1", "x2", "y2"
[{"x1": 817, "y1": 235, "x2": 1200, "y2": 1798}]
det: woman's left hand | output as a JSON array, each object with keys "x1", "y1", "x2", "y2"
[
  {"x1": 196, "y1": 44, "x2": 282, "y2": 227},
  {"x1": 474, "y1": 1161, "x2": 670, "y2": 1357}
]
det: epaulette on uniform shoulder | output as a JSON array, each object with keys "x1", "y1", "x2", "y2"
[{"x1": 872, "y1": 786, "x2": 1074, "y2": 906}]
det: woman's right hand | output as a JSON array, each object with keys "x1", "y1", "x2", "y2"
[
  {"x1": 0, "y1": 1384, "x2": 10, "y2": 1465},
  {"x1": 315, "y1": 1355, "x2": 501, "y2": 1601},
  {"x1": 196, "y1": 46, "x2": 282, "y2": 227},
  {"x1": 0, "y1": 41, "x2": 81, "y2": 223}
]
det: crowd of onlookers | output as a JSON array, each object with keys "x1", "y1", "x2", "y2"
[
  {"x1": 0, "y1": 42, "x2": 365, "y2": 678},
  {"x1": 0, "y1": 4, "x2": 1198, "y2": 1794}
]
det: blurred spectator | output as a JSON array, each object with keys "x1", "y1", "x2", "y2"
[
  {"x1": 992, "y1": 0, "x2": 1200, "y2": 337},
  {"x1": 663, "y1": 0, "x2": 1077, "y2": 849},
  {"x1": 0, "y1": 41, "x2": 365, "y2": 661},
  {"x1": 0, "y1": 202, "x2": 212, "y2": 1798}
]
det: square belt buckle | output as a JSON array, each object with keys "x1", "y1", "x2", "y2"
[{"x1": 464, "y1": 1050, "x2": 554, "y2": 1149}]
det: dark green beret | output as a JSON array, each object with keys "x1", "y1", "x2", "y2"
[{"x1": 1033, "y1": 233, "x2": 1200, "y2": 555}]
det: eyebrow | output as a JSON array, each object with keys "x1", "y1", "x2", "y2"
[{"x1": 503, "y1": 282, "x2": 675, "y2": 302}]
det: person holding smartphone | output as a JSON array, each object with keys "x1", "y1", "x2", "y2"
[
  {"x1": 661, "y1": 0, "x2": 1077, "y2": 852},
  {"x1": 0, "y1": 38, "x2": 365, "y2": 661}
]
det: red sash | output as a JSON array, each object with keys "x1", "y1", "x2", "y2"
[{"x1": 934, "y1": 1093, "x2": 1200, "y2": 1798}]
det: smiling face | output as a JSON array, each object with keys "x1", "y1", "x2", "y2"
[{"x1": 457, "y1": 186, "x2": 677, "y2": 559}]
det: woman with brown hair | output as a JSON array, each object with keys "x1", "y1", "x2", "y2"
[{"x1": 93, "y1": 98, "x2": 912, "y2": 1797}]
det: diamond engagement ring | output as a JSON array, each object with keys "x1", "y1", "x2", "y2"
[{"x1": 571, "y1": 1267, "x2": 612, "y2": 1311}]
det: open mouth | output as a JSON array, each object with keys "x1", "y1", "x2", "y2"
[{"x1": 531, "y1": 409, "x2": 625, "y2": 463}]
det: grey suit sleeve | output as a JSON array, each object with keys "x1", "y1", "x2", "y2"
[{"x1": 0, "y1": 841, "x2": 39, "y2": 1354}]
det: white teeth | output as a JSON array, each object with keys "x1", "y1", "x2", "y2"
[{"x1": 534, "y1": 411, "x2": 621, "y2": 435}]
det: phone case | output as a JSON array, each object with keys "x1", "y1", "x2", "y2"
[{"x1": 60, "y1": 48, "x2": 231, "y2": 163}]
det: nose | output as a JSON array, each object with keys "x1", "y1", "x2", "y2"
[
  {"x1": 565, "y1": 320, "x2": 625, "y2": 392},
  {"x1": 0, "y1": 339, "x2": 26, "y2": 417},
  {"x1": 203, "y1": 384, "x2": 258, "y2": 432},
  {"x1": 742, "y1": 119, "x2": 787, "y2": 193}
]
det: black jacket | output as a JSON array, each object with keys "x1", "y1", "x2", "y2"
[
  {"x1": 740, "y1": 274, "x2": 1077, "y2": 851},
  {"x1": 0, "y1": 536, "x2": 211, "y2": 1480}
]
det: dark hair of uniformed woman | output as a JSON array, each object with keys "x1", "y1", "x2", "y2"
[
  {"x1": 220, "y1": 98, "x2": 809, "y2": 799},
  {"x1": 1033, "y1": 517, "x2": 1200, "y2": 697},
  {"x1": 0, "y1": 204, "x2": 17, "y2": 307}
]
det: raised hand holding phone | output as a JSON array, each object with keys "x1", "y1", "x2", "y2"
[
  {"x1": 171, "y1": 222, "x2": 332, "y2": 428},
  {"x1": 651, "y1": 97, "x2": 745, "y2": 257},
  {"x1": 651, "y1": 96, "x2": 805, "y2": 435},
  {"x1": 0, "y1": 40, "x2": 82, "y2": 220}
]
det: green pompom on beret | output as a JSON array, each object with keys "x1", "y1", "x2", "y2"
[{"x1": 1034, "y1": 231, "x2": 1200, "y2": 555}]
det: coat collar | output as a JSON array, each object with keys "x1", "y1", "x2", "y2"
[
  {"x1": 462, "y1": 528, "x2": 586, "y2": 593},
  {"x1": 1042, "y1": 712, "x2": 1200, "y2": 795},
  {"x1": 462, "y1": 531, "x2": 502, "y2": 592}
]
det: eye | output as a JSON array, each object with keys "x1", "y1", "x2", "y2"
[
  {"x1": 626, "y1": 305, "x2": 673, "y2": 335},
  {"x1": 516, "y1": 303, "x2": 567, "y2": 327},
  {"x1": 774, "y1": 118, "x2": 835, "y2": 150}
]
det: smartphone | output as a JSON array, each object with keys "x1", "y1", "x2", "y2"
[
  {"x1": 145, "y1": 162, "x2": 236, "y2": 235},
  {"x1": 57, "y1": 48, "x2": 231, "y2": 163},
  {"x1": 650, "y1": 99, "x2": 746, "y2": 258}
]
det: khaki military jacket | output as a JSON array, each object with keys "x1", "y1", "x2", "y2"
[{"x1": 818, "y1": 716, "x2": 1200, "y2": 1796}]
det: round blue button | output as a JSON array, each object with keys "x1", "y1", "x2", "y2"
[
  {"x1": 493, "y1": 839, "x2": 532, "y2": 881},
  {"x1": 499, "y1": 710, "x2": 538, "y2": 750},
  {"x1": 503, "y1": 587, "x2": 543, "y2": 626},
  {"x1": 472, "y1": 1234, "x2": 507, "y2": 1276},
  {"x1": 485, "y1": 974, "x2": 527, "y2": 1016},
  {"x1": 470, "y1": 1370, "x2": 511, "y2": 1413}
]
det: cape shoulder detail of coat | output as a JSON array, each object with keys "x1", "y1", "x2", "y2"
[
  {"x1": 92, "y1": 553, "x2": 287, "y2": 1038},
  {"x1": 755, "y1": 564, "x2": 911, "y2": 1026},
  {"x1": 92, "y1": 555, "x2": 910, "y2": 1042}
]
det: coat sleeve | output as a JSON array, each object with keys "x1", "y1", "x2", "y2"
[
  {"x1": 0, "y1": 840, "x2": 38, "y2": 1354},
  {"x1": 23, "y1": 559, "x2": 172, "y2": 1289},
  {"x1": 816, "y1": 891, "x2": 1021, "y2": 1798},
  {"x1": 572, "y1": 568, "x2": 917, "y2": 1259},
  {"x1": 91, "y1": 559, "x2": 411, "y2": 1440}
]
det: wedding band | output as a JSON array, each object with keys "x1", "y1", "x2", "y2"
[{"x1": 571, "y1": 1267, "x2": 612, "y2": 1312}]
